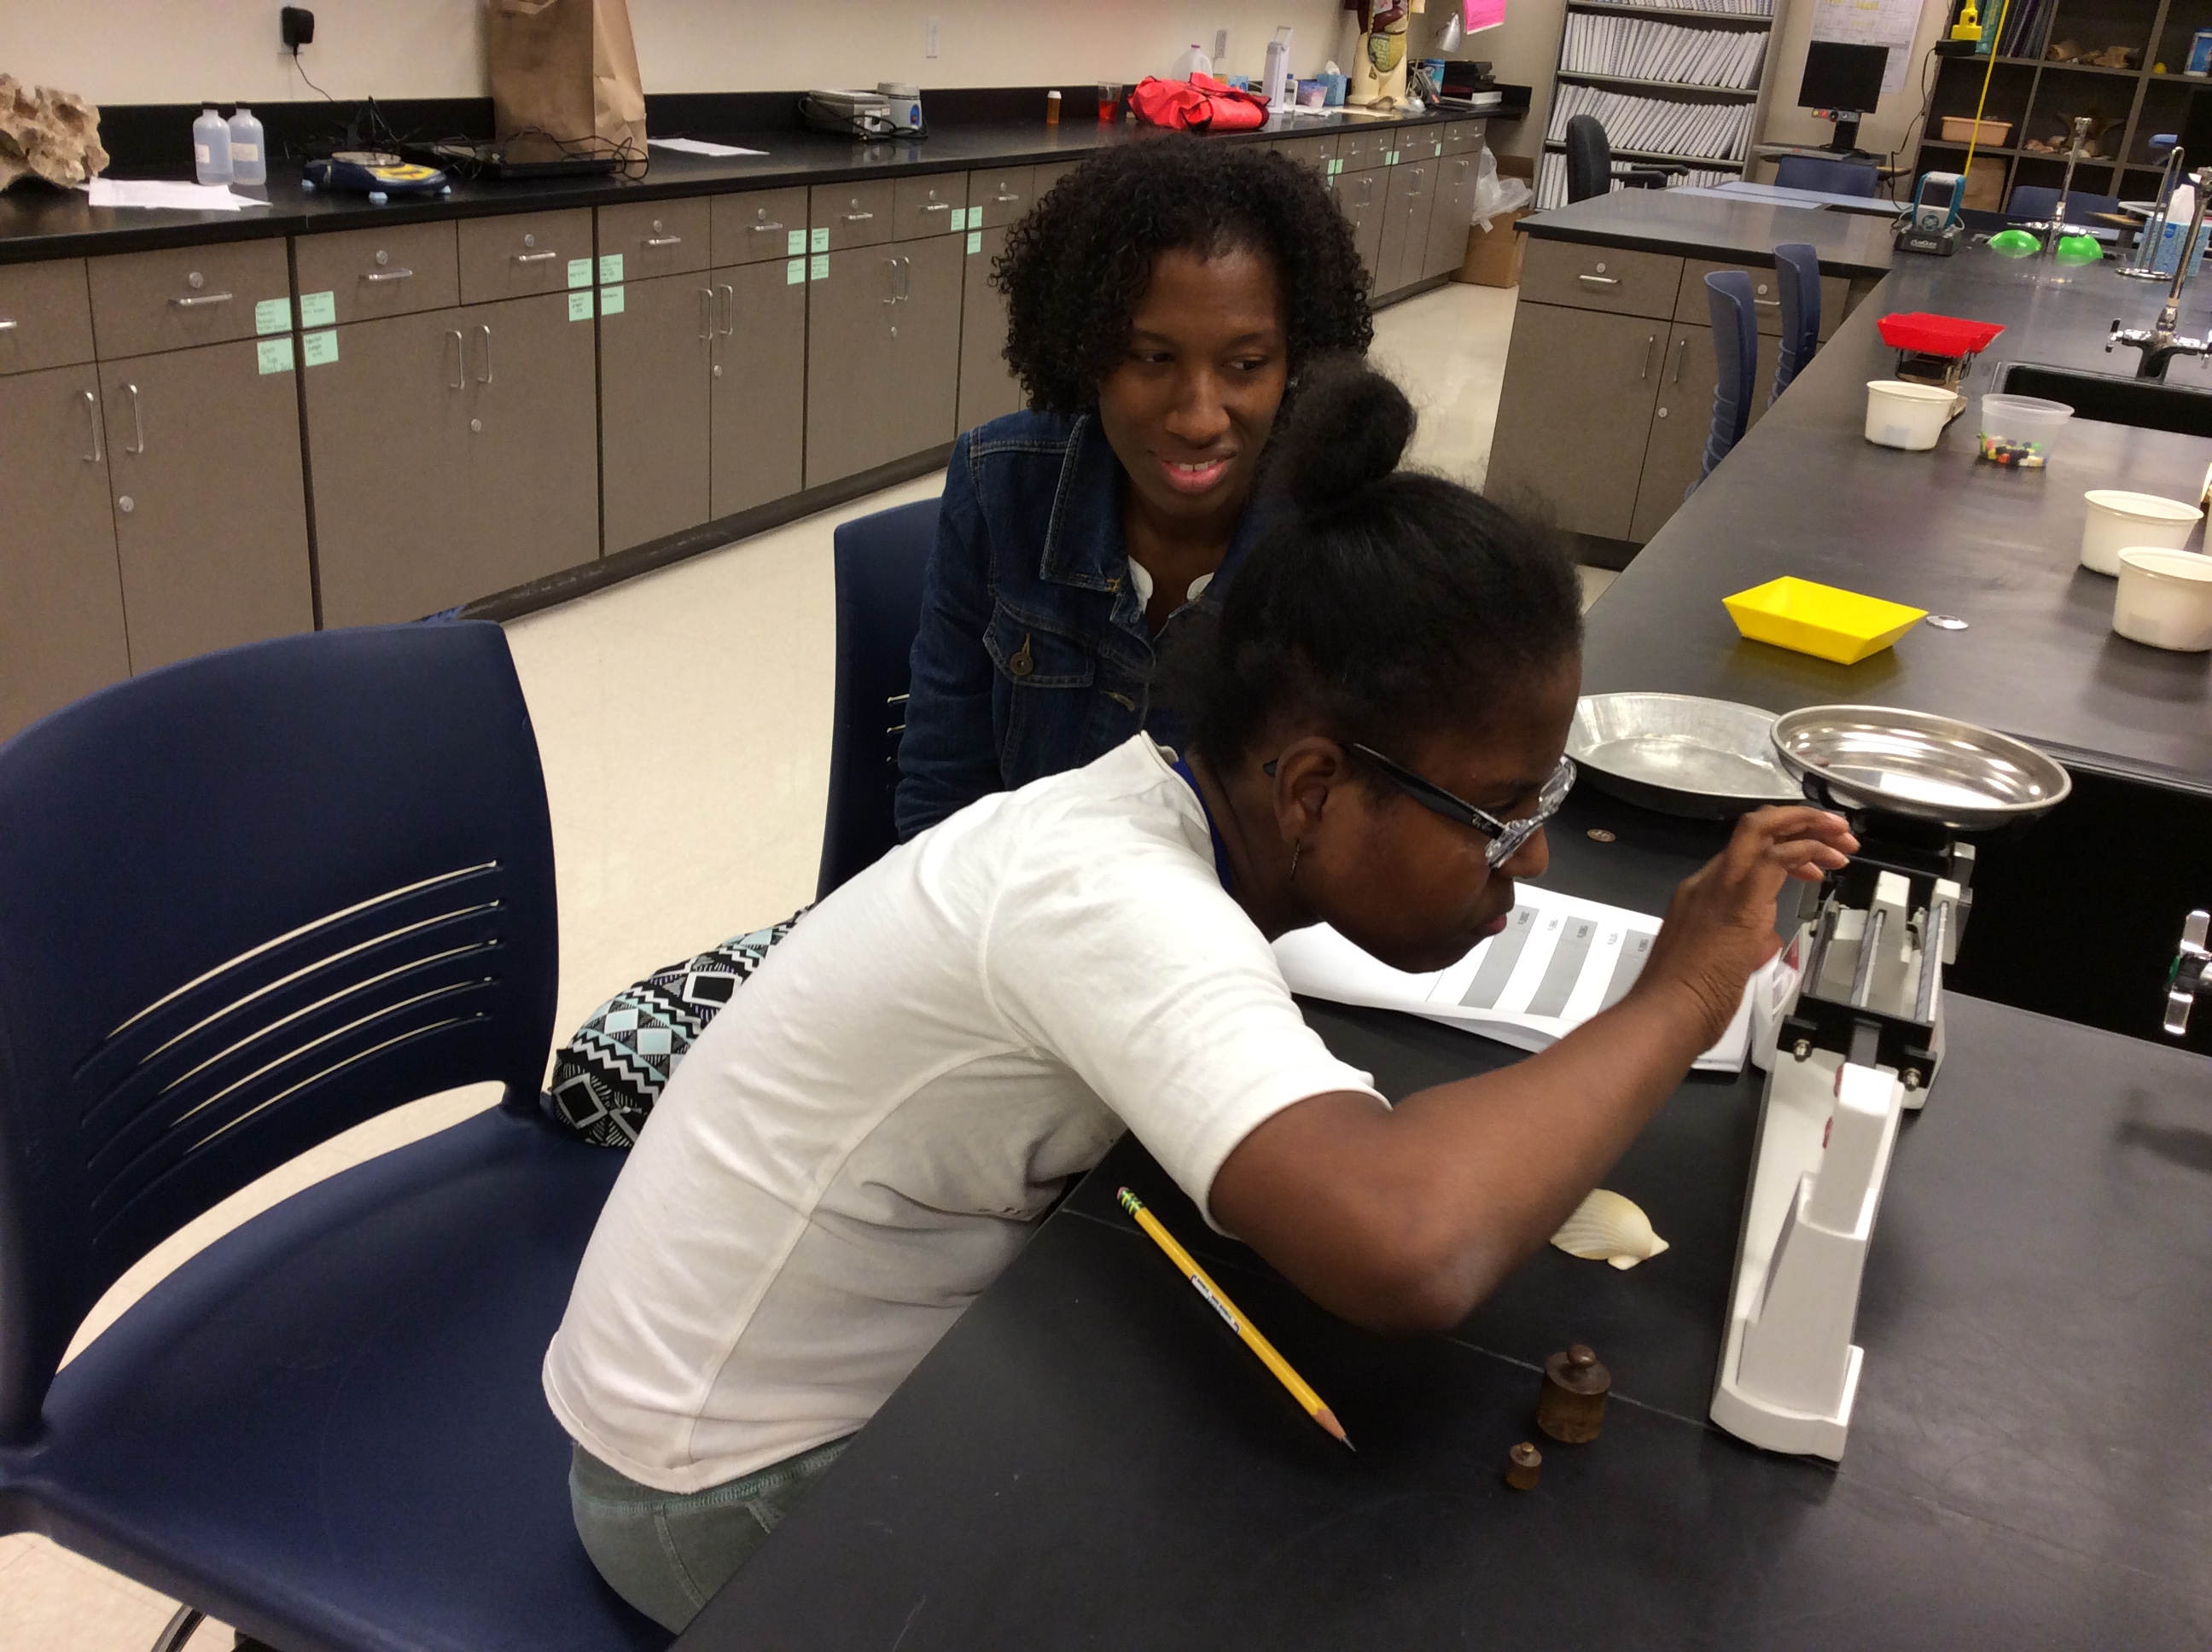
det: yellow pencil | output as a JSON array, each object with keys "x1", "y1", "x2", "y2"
[{"x1": 1116, "y1": 1186, "x2": 1354, "y2": 1451}]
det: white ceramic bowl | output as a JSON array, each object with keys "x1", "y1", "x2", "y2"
[
  {"x1": 1864, "y1": 379, "x2": 1955, "y2": 451},
  {"x1": 2080, "y1": 489, "x2": 2202, "y2": 574},
  {"x1": 2113, "y1": 547, "x2": 2212, "y2": 650}
]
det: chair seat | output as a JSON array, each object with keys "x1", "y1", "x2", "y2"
[{"x1": 0, "y1": 1105, "x2": 665, "y2": 1652}]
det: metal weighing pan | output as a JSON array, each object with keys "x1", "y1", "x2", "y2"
[
  {"x1": 1770, "y1": 705, "x2": 2072, "y2": 830},
  {"x1": 1566, "y1": 693, "x2": 1806, "y2": 818}
]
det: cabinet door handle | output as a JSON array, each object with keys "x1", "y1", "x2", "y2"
[
  {"x1": 124, "y1": 382, "x2": 145, "y2": 454},
  {"x1": 80, "y1": 388, "x2": 102, "y2": 462},
  {"x1": 699, "y1": 286, "x2": 716, "y2": 340},
  {"x1": 0, "y1": 317, "x2": 17, "y2": 332},
  {"x1": 841, "y1": 209, "x2": 876, "y2": 222},
  {"x1": 1754, "y1": 297, "x2": 1780, "y2": 308},
  {"x1": 445, "y1": 329, "x2": 465, "y2": 390},
  {"x1": 993, "y1": 191, "x2": 1021, "y2": 203},
  {"x1": 474, "y1": 323, "x2": 493, "y2": 385},
  {"x1": 748, "y1": 219, "x2": 786, "y2": 234},
  {"x1": 364, "y1": 267, "x2": 415, "y2": 283},
  {"x1": 882, "y1": 258, "x2": 899, "y2": 304},
  {"x1": 644, "y1": 234, "x2": 684, "y2": 247},
  {"x1": 510, "y1": 250, "x2": 560, "y2": 265},
  {"x1": 717, "y1": 282, "x2": 736, "y2": 338},
  {"x1": 899, "y1": 255, "x2": 911, "y2": 302},
  {"x1": 1577, "y1": 273, "x2": 1621, "y2": 286},
  {"x1": 1672, "y1": 337, "x2": 1687, "y2": 383},
  {"x1": 1640, "y1": 334, "x2": 1656, "y2": 380},
  {"x1": 169, "y1": 291, "x2": 235, "y2": 308},
  {"x1": 919, "y1": 201, "x2": 952, "y2": 213}
]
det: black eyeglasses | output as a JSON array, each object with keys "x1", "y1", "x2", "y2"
[{"x1": 1266, "y1": 746, "x2": 1576, "y2": 868}]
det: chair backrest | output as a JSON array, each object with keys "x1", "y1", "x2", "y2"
[
  {"x1": 1773, "y1": 154, "x2": 1878, "y2": 196},
  {"x1": 1703, "y1": 269, "x2": 1759, "y2": 477},
  {"x1": 0, "y1": 623, "x2": 558, "y2": 1442},
  {"x1": 818, "y1": 498, "x2": 940, "y2": 900},
  {"x1": 1564, "y1": 115, "x2": 1612, "y2": 203},
  {"x1": 1771, "y1": 241, "x2": 1822, "y2": 404},
  {"x1": 2006, "y1": 183, "x2": 2121, "y2": 224}
]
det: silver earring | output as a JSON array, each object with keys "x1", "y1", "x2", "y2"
[{"x1": 1289, "y1": 841, "x2": 1303, "y2": 881}]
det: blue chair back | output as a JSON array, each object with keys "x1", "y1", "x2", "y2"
[
  {"x1": 0, "y1": 623, "x2": 557, "y2": 1441},
  {"x1": 1772, "y1": 241, "x2": 1821, "y2": 403},
  {"x1": 2006, "y1": 183, "x2": 2121, "y2": 224},
  {"x1": 1703, "y1": 270, "x2": 1759, "y2": 478},
  {"x1": 1773, "y1": 154, "x2": 1878, "y2": 196},
  {"x1": 818, "y1": 498, "x2": 940, "y2": 899}
]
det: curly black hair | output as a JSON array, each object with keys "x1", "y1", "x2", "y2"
[{"x1": 994, "y1": 136, "x2": 1373, "y2": 415}]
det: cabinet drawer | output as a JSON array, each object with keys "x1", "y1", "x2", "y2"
[
  {"x1": 0, "y1": 259, "x2": 96, "y2": 375},
  {"x1": 1444, "y1": 120, "x2": 1483, "y2": 154},
  {"x1": 87, "y1": 239, "x2": 292, "y2": 359},
  {"x1": 457, "y1": 209, "x2": 594, "y2": 305},
  {"x1": 1033, "y1": 159, "x2": 1084, "y2": 198},
  {"x1": 1676, "y1": 258, "x2": 1853, "y2": 340},
  {"x1": 1402, "y1": 125, "x2": 1447, "y2": 161},
  {"x1": 1272, "y1": 135, "x2": 1338, "y2": 177},
  {"x1": 711, "y1": 186, "x2": 810, "y2": 266},
  {"x1": 598, "y1": 196, "x2": 711, "y2": 279},
  {"x1": 811, "y1": 180, "x2": 896, "y2": 251},
  {"x1": 967, "y1": 167, "x2": 1033, "y2": 230},
  {"x1": 294, "y1": 221, "x2": 460, "y2": 325},
  {"x1": 894, "y1": 172, "x2": 970, "y2": 240},
  {"x1": 1339, "y1": 129, "x2": 1388, "y2": 172},
  {"x1": 1520, "y1": 237, "x2": 1684, "y2": 319}
]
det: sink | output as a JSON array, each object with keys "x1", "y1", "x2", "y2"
[{"x1": 1991, "y1": 362, "x2": 2212, "y2": 438}]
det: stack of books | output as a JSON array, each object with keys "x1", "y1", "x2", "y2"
[
  {"x1": 1546, "y1": 82, "x2": 1758, "y2": 160},
  {"x1": 1596, "y1": 0, "x2": 1773, "y2": 13},
  {"x1": 1560, "y1": 14, "x2": 1769, "y2": 88}
]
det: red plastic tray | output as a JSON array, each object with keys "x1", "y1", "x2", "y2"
[{"x1": 1876, "y1": 311, "x2": 2007, "y2": 358}]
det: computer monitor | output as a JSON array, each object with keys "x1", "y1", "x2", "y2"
[{"x1": 1798, "y1": 41, "x2": 1889, "y2": 154}]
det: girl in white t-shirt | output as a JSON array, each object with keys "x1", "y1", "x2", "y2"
[{"x1": 545, "y1": 358, "x2": 1856, "y2": 1631}]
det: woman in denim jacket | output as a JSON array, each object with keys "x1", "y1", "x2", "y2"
[{"x1": 894, "y1": 137, "x2": 1377, "y2": 839}]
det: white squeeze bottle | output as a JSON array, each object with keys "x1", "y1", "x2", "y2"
[
  {"x1": 1173, "y1": 43, "x2": 1214, "y2": 79},
  {"x1": 192, "y1": 106, "x2": 232, "y2": 184},
  {"x1": 227, "y1": 106, "x2": 266, "y2": 184}
]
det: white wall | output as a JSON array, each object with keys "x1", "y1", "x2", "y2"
[
  {"x1": 1452, "y1": 0, "x2": 1569, "y2": 160},
  {"x1": 6, "y1": 0, "x2": 1359, "y2": 107}
]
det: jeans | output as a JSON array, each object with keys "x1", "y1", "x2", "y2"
[{"x1": 569, "y1": 1436, "x2": 853, "y2": 1632}]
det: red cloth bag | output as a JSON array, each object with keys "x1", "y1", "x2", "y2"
[{"x1": 1129, "y1": 73, "x2": 1269, "y2": 133}]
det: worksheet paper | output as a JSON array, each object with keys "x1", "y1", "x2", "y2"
[
  {"x1": 649, "y1": 137, "x2": 769, "y2": 157},
  {"x1": 83, "y1": 179, "x2": 269, "y2": 212},
  {"x1": 1274, "y1": 882, "x2": 1763, "y2": 1073}
]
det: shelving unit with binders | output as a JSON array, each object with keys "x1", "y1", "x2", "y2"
[{"x1": 1537, "y1": 0, "x2": 1784, "y2": 208}]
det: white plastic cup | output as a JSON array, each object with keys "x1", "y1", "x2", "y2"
[
  {"x1": 2113, "y1": 547, "x2": 2212, "y2": 650},
  {"x1": 1977, "y1": 393, "x2": 2073, "y2": 467},
  {"x1": 1864, "y1": 379, "x2": 1954, "y2": 451},
  {"x1": 2079, "y1": 489, "x2": 2202, "y2": 574}
]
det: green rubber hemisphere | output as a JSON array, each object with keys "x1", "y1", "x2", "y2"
[{"x1": 1988, "y1": 229, "x2": 2042, "y2": 258}]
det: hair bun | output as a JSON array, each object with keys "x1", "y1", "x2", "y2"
[{"x1": 1273, "y1": 355, "x2": 1415, "y2": 513}]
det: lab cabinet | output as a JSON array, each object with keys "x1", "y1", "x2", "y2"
[
  {"x1": 958, "y1": 221, "x2": 1022, "y2": 433},
  {"x1": 598, "y1": 271, "x2": 717, "y2": 554},
  {"x1": 85, "y1": 240, "x2": 291, "y2": 360},
  {"x1": 1375, "y1": 160, "x2": 1435, "y2": 296},
  {"x1": 1627, "y1": 322, "x2": 1784, "y2": 544},
  {"x1": 0, "y1": 364, "x2": 131, "y2": 737},
  {"x1": 1331, "y1": 167, "x2": 1388, "y2": 292},
  {"x1": 1423, "y1": 149, "x2": 1478, "y2": 282},
  {"x1": 1485, "y1": 301, "x2": 1666, "y2": 541},
  {"x1": 708, "y1": 257, "x2": 808, "y2": 518},
  {"x1": 0, "y1": 258, "x2": 97, "y2": 376},
  {"x1": 97, "y1": 340, "x2": 314, "y2": 672}
]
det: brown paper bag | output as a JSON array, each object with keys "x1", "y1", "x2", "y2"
[{"x1": 487, "y1": 0, "x2": 647, "y2": 165}]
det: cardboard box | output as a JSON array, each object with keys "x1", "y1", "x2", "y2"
[{"x1": 1454, "y1": 206, "x2": 1530, "y2": 288}]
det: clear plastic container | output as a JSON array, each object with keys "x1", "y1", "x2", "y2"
[
  {"x1": 1976, "y1": 393, "x2": 2073, "y2": 467},
  {"x1": 226, "y1": 107, "x2": 265, "y2": 184},
  {"x1": 191, "y1": 106, "x2": 231, "y2": 185}
]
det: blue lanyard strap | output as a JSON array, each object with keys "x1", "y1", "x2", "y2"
[{"x1": 1168, "y1": 753, "x2": 1236, "y2": 894}]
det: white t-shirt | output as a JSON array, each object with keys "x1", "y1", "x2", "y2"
[{"x1": 542, "y1": 736, "x2": 1381, "y2": 1492}]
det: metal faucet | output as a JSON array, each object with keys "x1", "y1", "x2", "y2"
[
  {"x1": 2040, "y1": 116, "x2": 2095, "y2": 255},
  {"x1": 2110, "y1": 166, "x2": 2212, "y2": 380},
  {"x1": 2166, "y1": 910, "x2": 2209, "y2": 1038}
]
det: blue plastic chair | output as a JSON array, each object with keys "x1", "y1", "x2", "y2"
[
  {"x1": 2006, "y1": 183, "x2": 2121, "y2": 225},
  {"x1": 818, "y1": 498, "x2": 940, "y2": 899},
  {"x1": 1773, "y1": 154, "x2": 1878, "y2": 196},
  {"x1": 0, "y1": 624, "x2": 666, "y2": 1652},
  {"x1": 1771, "y1": 241, "x2": 1822, "y2": 404},
  {"x1": 1701, "y1": 270, "x2": 1759, "y2": 482}
]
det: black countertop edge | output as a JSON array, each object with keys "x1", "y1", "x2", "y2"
[
  {"x1": 0, "y1": 104, "x2": 1510, "y2": 265},
  {"x1": 1520, "y1": 190, "x2": 1897, "y2": 278},
  {"x1": 1523, "y1": 213, "x2": 1895, "y2": 278}
]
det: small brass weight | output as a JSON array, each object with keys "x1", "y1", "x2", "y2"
[{"x1": 1535, "y1": 1343, "x2": 1611, "y2": 1444}]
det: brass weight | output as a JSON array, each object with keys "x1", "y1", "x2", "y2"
[
  {"x1": 1534, "y1": 1343, "x2": 1610, "y2": 1444},
  {"x1": 1504, "y1": 1440, "x2": 1543, "y2": 1490}
]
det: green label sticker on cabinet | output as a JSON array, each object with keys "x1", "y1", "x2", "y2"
[
  {"x1": 810, "y1": 226, "x2": 830, "y2": 253},
  {"x1": 600, "y1": 283, "x2": 625, "y2": 316},
  {"x1": 256, "y1": 335, "x2": 295, "y2": 374},
  {"x1": 787, "y1": 228, "x2": 806, "y2": 255},
  {"x1": 598, "y1": 253, "x2": 624, "y2": 284},
  {"x1": 301, "y1": 329, "x2": 340, "y2": 367},
  {"x1": 810, "y1": 253, "x2": 830, "y2": 280},
  {"x1": 568, "y1": 289, "x2": 594, "y2": 322},
  {"x1": 1385, "y1": 149, "x2": 1398, "y2": 166},
  {"x1": 1328, "y1": 156, "x2": 1342, "y2": 175},
  {"x1": 253, "y1": 296, "x2": 293, "y2": 334},
  {"x1": 966, "y1": 230, "x2": 982, "y2": 254},
  {"x1": 568, "y1": 258, "x2": 592, "y2": 288},
  {"x1": 786, "y1": 256, "x2": 805, "y2": 284},
  {"x1": 951, "y1": 206, "x2": 968, "y2": 232},
  {"x1": 300, "y1": 290, "x2": 336, "y2": 329}
]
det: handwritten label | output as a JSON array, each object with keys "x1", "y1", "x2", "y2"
[
  {"x1": 253, "y1": 296, "x2": 293, "y2": 334},
  {"x1": 787, "y1": 256, "x2": 805, "y2": 284},
  {"x1": 300, "y1": 290, "x2": 336, "y2": 329},
  {"x1": 598, "y1": 253, "x2": 624, "y2": 284},
  {"x1": 256, "y1": 335, "x2": 295, "y2": 374},
  {"x1": 301, "y1": 329, "x2": 339, "y2": 367},
  {"x1": 810, "y1": 226, "x2": 829, "y2": 253},
  {"x1": 599, "y1": 283, "x2": 625, "y2": 316},
  {"x1": 786, "y1": 228, "x2": 806, "y2": 255},
  {"x1": 567, "y1": 258, "x2": 592, "y2": 288},
  {"x1": 568, "y1": 289, "x2": 594, "y2": 321},
  {"x1": 810, "y1": 253, "x2": 829, "y2": 281},
  {"x1": 967, "y1": 230, "x2": 982, "y2": 254},
  {"x1": 950, "y1": 206, "x2": 968, "y2": 232}
]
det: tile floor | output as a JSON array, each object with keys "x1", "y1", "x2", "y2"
[{"x1": 1, "y1": 278, "x2": 1567, "y2": 1650}]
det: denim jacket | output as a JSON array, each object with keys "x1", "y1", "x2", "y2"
[{"x1": 894, "y1": 410, "x2": 1272, "y2": 841}]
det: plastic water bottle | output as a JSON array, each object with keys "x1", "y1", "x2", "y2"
[
  {"x1": 1173, "y1": 43, "x2": 1214, "y2": 80},
  {"x1": 227, "y1": 107, "x2": 266, "y2": 184},
  {"x1": 192, "y1": 106, "x2": 231, "y2": 184}
]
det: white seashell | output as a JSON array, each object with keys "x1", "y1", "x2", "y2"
[{"x1": 1549, "y1": 1188, "x2": 1670, "y2": 1271}]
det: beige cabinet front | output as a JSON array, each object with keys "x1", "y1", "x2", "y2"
[
  {"x1": 1630, "y1": 323, "x2": 1784, "y2": 544},
  {"x1": 599, "y1": 273, "x2": 716, "y2": 555},
  {"x1": 958, "y1": 222, "x2": 1022, "y2": 433},
  {"x1": 709, "y1": 258, "x2": 807, "y2": 519},
  {"x1": 1485, "y1": 301, "x2": 1666, "y2": 542}
]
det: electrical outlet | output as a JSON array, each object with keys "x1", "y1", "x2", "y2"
[
  {"x1": 926, "y1": 15, "x2": 940, "y2": 58},
  {"x1": 1214, "y1": 29, "x2": 1228, "y2": 65}
]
